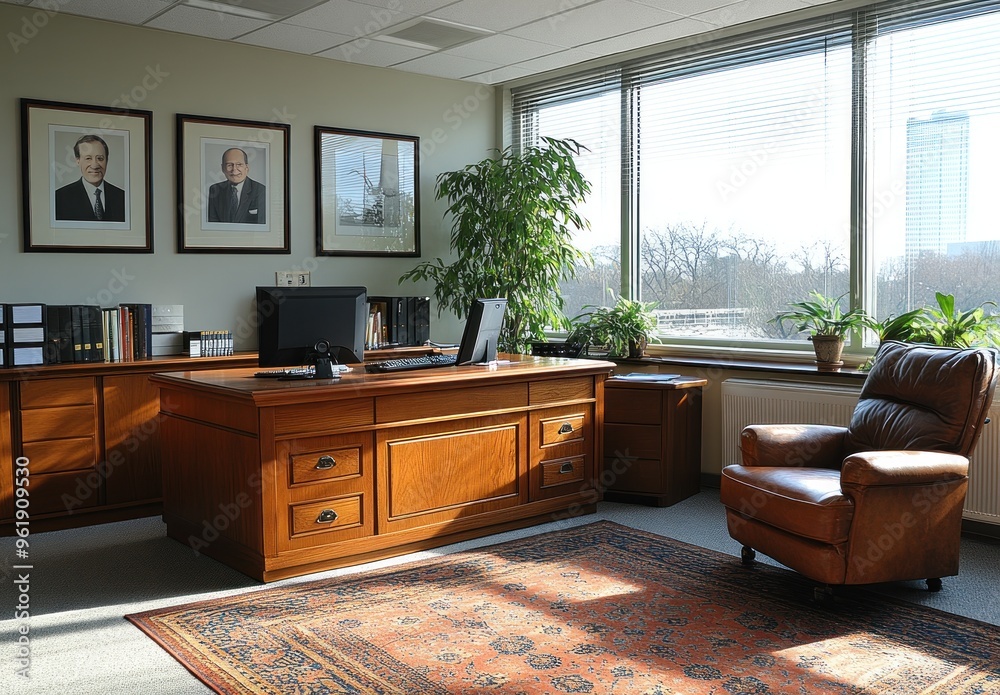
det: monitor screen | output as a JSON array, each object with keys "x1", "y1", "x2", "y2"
[
  {"x1": 456, "y1": 298, "x2": 507, "y2": 365},
  {"x1": 256, "y1": 286, "x2": 367, "y2": 366}
]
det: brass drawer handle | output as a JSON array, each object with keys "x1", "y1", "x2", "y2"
[
  {"x1": 315, "y1": 455, "x2": 337, "y2": 470},
  {"x1": 558, "y1": 423, "x2": 574, "y2": 434},
  {"x1": 559, "y1": 461, "x2": 575, "y2": 474},
  {"x1": 316, "y1": 509, "x2": 339, "y2": 524}
]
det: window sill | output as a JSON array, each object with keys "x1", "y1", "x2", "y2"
[{"x1": 614, "y1": 351, "x2": 869, "y2": 380}]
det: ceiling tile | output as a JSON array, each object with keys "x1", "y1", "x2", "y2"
[
  {"x1": 445, "y1": 34, "x2": 561, "y2": 64},
  {"x1": 145, "y1": 5, "x2": 269, "y2": 39},
  {"x1": 582, "y1": 16, "x2": 714, "y2": 55},
  {"x1": 508, "y1": 47, "x2": 606, "y2": 75},
  {"x1": 627, "y1": 0, "x2": 734, "y2": 18},
  {"x1": 355, "y1": 0, "x2": 457, "y2": 13},
  {"x1": 26, "y1": 0, "x2": 172, "y2": 25},
  {"x1": 510, "y1": 0, "x2": 680, "y2": 47},
  {"x1": 694, "y1": 0, "x2": 809, "y2": 29},
  {"x1": 464, "y1": 63, "x2": 537, "y2": 84},
  {"x1": 236, "y1": 22, "x2": 349, "y2": 53},
  {"x1": 316, "y1": 37, "x2": 431, "y2": 67},
  {"x1": 285, "y1": 0, "x2": 418, "y2": 35},
  {"x1": 393, "y1": 51, "x2": 502, "y2": 80},
  {"x1": 429, "y1": 0, "x2": 580, "y2": 33}
]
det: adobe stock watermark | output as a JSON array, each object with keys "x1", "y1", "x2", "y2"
[
  {"x1": 187, "y1": 472, "x2": 262, "y2": 556},
  {"x1": 420, "y1": 83, "x2": 493, "y2": 164},
  {"x1": 12, "y1": 456, "x2": 32, "y2": 681},
  {"x1": 7, "y1": 0, "x2": 71, "y2": 54}
]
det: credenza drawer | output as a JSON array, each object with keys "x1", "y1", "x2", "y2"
[
  {"x1": 20, "y1": 377, "x2": 97, "y2": 409},
  {"x1": 22, "y1": 437, "x2": 99, "y2": 474},
  {"x1": 605, "y1": 387, "x2": 661, "y2": 425},
  {"x1": 289, "y1": 495, "x2": 364, "y2": 539},
  {"x1": 604, "y1": 423, "x2": 661, "y2": 460},
  {"x1": 20, "y1": 404, "x2": 98, "y2": 442}
]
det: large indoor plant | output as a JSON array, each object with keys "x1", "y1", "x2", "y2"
[
  {"x1": 771, "y1": 291, "x2": 871, "y2": 365},
  {"x1": 567, "y1": 293, "x2": 660, "y2": 358},
  {"x1": 400, "y1": 137, "x2": 592, "y2": 354}
]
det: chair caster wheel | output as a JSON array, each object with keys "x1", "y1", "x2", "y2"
[
  {"x1": 813, "y1": 585, "x2": 835, "y2": 605},
  {"x1": 926, "y1": 578, "x2": 942, "y2": 592},
  {"x1": 740, "y1": 546, "x2": 756, "y2": 565}
]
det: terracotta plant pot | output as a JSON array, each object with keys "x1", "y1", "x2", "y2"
[{"x1": 810, "y1": 334, "x2": 845, "y2": 365}]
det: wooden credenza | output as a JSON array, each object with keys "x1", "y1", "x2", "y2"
[
  {"x1": 602, "y1": 376, "x2": 706, "y2": 507},
  {"x1": 151, "y1": 355, "x2": 613, "y2": 581},
  {"x1": 0, "y1": 354, "x2": 258, "y2": 534}
]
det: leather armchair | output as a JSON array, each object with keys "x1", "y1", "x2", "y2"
[{"x1": 720, "y1": 341, "x2": 999, "y2": 594}]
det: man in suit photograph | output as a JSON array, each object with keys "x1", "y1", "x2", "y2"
[
  {"x1": 207, "y1": 147, "x2": 266, "y2": 224},
  {"x1": 54, "y1": 134, "x2": 126, "y2": 222}
]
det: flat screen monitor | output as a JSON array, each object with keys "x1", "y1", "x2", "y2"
[
  {"x1": 256, "y1": 286, "x2": 367, "y2": 367},
  {"x1": 456, "y1": 298, "x2": 507, "y2": 365}
]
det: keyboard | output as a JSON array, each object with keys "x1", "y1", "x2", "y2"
[{"x1": 365, "y1": 354, "x2": 458, "y2": 373}]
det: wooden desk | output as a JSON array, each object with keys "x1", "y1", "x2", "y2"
[{"x1": 151, "y1": 355, "x2": 613, "y2": 581}]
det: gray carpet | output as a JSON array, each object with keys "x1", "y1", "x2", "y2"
[{"x1": 3, "y1": 490, "x2": 999, "y2": 694}]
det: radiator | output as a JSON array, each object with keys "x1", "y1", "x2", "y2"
[{"x1": 721, "y1": 378, "x2": 1000, "y2": 525}]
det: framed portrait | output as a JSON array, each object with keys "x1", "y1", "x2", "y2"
[
  {"x1": 20, "y1": 98, "x2": 152, "y2": 253},
  {"x1": 176, "y1": 114, "x2": 290, "y2": 253},
  {"x1": 315, "y1": 126, "x2": 419, "y2": 257}
]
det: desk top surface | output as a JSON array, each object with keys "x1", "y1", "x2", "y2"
[{"x1": 150, "y1": 354, "x2": 616, "y2": 405}]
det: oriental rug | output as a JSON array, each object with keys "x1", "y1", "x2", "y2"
[{"x1": 126, "y1": 521, "x2": 1000, "y2": 694}]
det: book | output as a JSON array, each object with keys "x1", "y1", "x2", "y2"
[
  {"x1": 6, "y1": 303, "x2": 46, "y2": 367},
  {"x1": 613, "y1": 372, "x2": 681, "y2": 382}
]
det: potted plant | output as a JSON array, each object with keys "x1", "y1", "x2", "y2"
[
  {"x1": 771, "y1": 291, "x2": 871, "y2": 366},
  {"x1": 399, "y1": 137, "x2": 592, "y2": 354},
  {"x1": 567, "y1": 293, "x2": 660, "y2": 358}
]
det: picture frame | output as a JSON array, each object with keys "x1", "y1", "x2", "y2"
[
  {"x1": 315, "y1": 126, "x2": 419, "y2": 257},
  {"x1": 176, "y1": 113, "x2": 290, "y2": 253},
  {"x1": 20, "y1": 98, "x2": 153, "y2": 253}
]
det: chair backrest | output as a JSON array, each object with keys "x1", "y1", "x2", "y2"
[{"x1": 846, "y1": 341, "x2": 1000, "y2": 457}]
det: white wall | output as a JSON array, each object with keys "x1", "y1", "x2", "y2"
[{"x1": 0, "y1": 4, "x2": 496, "y2": 348}]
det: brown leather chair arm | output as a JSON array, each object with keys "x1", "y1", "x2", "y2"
[
  {"x1": 740, "y1": 424, "x2": 847, "y2": 468},
  {"x1": 840, "y1": 450, "x2": 969, "y2": 487}
]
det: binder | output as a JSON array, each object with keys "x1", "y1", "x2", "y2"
[
  {"x1": 0, "y1": 304, "x2": 6, "y2": 368},
  {"x1": 413, "y1": 296, "x2": 430, "y2": 345},
  {"x1": 44, "y1": 305, "x2": 74, "y2": 365},
  {"x1": 6, "y1": 303, "x2": 46, "y2": 367},
  {"x1": 83, "y1": 305, "x2": 104, "y2": 362}
]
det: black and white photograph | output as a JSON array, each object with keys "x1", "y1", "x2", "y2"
[
  {"x1": 177, "y1": 113, "x2": 289, "y2": 253},
  {"x1": 21, "y1": 98, "x2": 152, "y2": 252}
]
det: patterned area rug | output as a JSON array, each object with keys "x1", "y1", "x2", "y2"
[{"x1": 126, "y1": 521, "x2": 1000, "y2": 694}]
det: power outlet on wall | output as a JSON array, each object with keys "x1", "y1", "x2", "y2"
[{"x1": 276, "y1": 271, "x2": 311, "y2": 287}]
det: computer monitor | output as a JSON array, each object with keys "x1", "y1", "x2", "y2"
[
  {"x1": 256, "y1": 286, "x2": 367, "y2": 370},
  {"x1": 456, "y1": 298, "x2": 507, "y2": 365}
]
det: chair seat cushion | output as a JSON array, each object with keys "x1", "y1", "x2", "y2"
[{"x1": 721, "y1": 465, "x2": 854, "y2": 544}]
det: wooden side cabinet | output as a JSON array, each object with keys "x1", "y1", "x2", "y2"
[
  {"x1": 602, "y1": 376, "x2": 706, "y2": 507},
  {"x1": 0, "y1": 354, "x2": 257, "y2": 534}
]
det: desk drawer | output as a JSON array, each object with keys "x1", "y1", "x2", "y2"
[
  {"x1": 279, "y1": 431, "x2": 372, "y2": 490},
  {"x1": 289, "y1": 495, "x2": 364, "y2": 539},
  {"x1": 538, "y1": 413, "x2": 586, "y2": 447},
  {"x1": 539, "y1": 455, "x2": 586, "y2": 490}
]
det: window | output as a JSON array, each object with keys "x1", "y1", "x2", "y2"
[{"x1": 512, "y1": 0, "x2": 1000, "y2": 354}]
